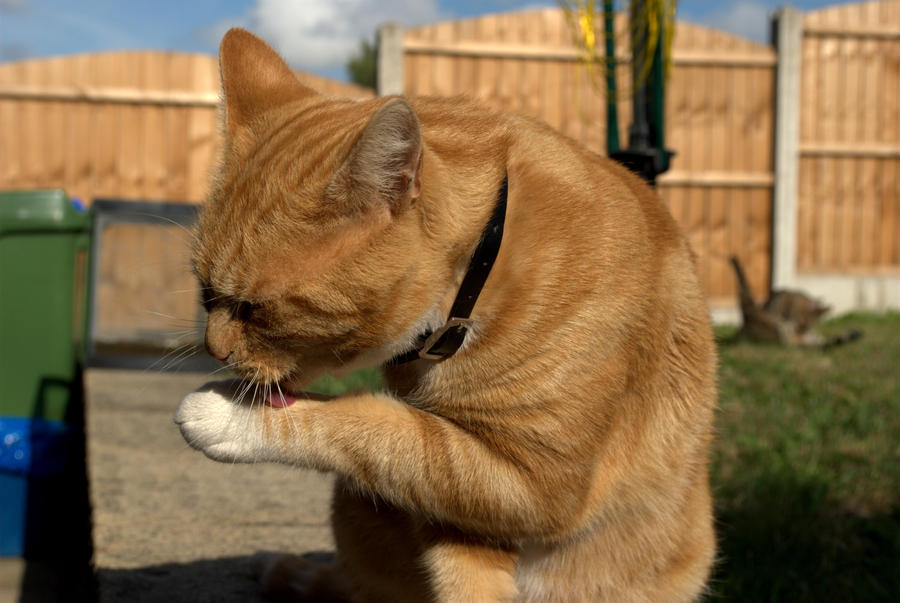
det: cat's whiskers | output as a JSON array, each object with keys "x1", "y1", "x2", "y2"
[
  {"x1": 133, "y1": 212, "x2": 193, "y2": 237},
  {"x1": 156, "y1": 343, "x2": 200, "y2": 372},
  {"x1": 233, "y1": 374, "x2": 255, "y2": 407},
  {"x1": 274, "y1": 379, "x2": 301, "y2": 441},
  {"x1": 163, "y1": 328, "x2": 204, "y2": 339},
  {"x1": 131, "y1": 294, "x2": 206, "y2": 375},
  {"x1": 197, "y1": 288, "x2": 230, "y2": 306},
  {"x1": 207, "y1": 360, "x2": 241, "y2": 377},
  {"x1": 144, "y1": 341, "x2": 200, "y2": 373},
  {"x1": 263, "y1": 368, "x2": 275, "y2": 443},
  {"x1": 141, "y1": 309, "x2": 201, "y2": 323},
  {"x1": 167, "y1": 287, "x2": 203, "y2": 296},
  {"x1": 251, "y1": 366, "x2": 263, "y2": 415},
  {"x1": 226, "y1": 368, "x2": 259, "y2": 467},
  {"x1": 250, "y1": 372, "x2": 266, "y2": 459},
  {"x1": 253, "y1": 374, "x2": 263, "y2": 408}
]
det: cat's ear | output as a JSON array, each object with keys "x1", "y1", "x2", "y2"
[
  {"x1": 327, "y1": 98, "x2": 423, "y2": 216},
  {"x1": 218, "y1": 28, "x2": 315, "y2": 137}
]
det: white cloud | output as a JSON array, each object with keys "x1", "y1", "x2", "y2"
[
  {"x1": 702, "y1": 0, "x2": 773, "y2": 43},
  {"x1": 0, "y1": 0, "x2": 28, "y2": 11},
  {"x1": 203, "y1": 0, "x2": 445, "y2": 73}
]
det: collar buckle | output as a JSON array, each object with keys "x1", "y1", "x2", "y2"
[
  {"x1": 418, "y1": 317, "x2": 474, "y2": 361},
  {"x1": 387, "y1": 174, "x2": 507, "y2": 366}
]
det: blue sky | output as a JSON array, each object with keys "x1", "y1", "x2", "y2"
[{"x1": 1, "y1": 0, "x2": 846, "y2": 80}]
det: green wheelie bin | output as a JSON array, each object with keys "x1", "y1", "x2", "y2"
[{"x1": 0, "y1": 189, "x2": 92, "y2": 563}]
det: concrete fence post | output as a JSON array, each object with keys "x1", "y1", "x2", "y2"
[
  {"x1": 771, "y1": 7, "x2": 803, "y2": 291},
  {"x1": 377, "y1": 23, "x2": 405, "y2": 96}
]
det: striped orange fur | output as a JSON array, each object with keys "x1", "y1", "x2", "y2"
[{"x1": 181, "y1": 28, "x2": 718, "y2": 602}]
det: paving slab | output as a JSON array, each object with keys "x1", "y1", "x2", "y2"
[{"x1": 85, "y1": 369, "x2": 335, "y2": 602}]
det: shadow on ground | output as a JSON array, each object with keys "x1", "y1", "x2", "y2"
[
  {"x1": 98, "y1": 552, "x2": 334, "y2": 603},
  {"x1": 711, "y1": 469, "x2": 900, "y2": 602}
]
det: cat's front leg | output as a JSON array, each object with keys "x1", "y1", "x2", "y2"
[{"x1": 174, "y1": 379, "x2": 291, "y2": 463}]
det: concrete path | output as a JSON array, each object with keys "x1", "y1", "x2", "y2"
[{"x1": 86, "y1": 369, "x2": 335, "y2": 602}]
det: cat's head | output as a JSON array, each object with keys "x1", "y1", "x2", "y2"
[{"x1": 193, "y1": 29, "x2": 442, "y2": 392}]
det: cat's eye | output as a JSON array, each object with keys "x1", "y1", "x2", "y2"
[
  {"x1": 200, "y1": 290, "x2": 215, "y2": 312},
  {"x1": 234, "y1": 301, "x2": 260, "y2": 322}
]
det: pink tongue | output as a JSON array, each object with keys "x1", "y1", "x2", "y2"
[{"x1": 267, "y1": 391, "x2": 298, "y2": 407}]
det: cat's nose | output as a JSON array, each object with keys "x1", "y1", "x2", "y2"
[
  {"x1": 209, "y1": 348, "x2": 230, "y2": 362},
  {"x1": 205, "y1": 336, "x2": 231, "y2": 362}
]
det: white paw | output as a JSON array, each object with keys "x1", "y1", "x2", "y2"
[{"x1": 174, "y1": 380, "x2": 271, "y2": 463}]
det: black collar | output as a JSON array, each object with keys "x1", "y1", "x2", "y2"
[{"x1": 388, "y1": 175, "x2": 508, "y2": 365}]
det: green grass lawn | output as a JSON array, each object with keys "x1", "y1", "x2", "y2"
[
  {"x1": 308, "y1": 312, "x2": 900, "y2": 601},
  {"x1": 712, "y1": 312, "x2": 900, "y2": 601}
]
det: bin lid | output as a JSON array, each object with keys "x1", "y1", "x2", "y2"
[{"x1": 0, "y1": 189, "x2": 90, "y2": 234}]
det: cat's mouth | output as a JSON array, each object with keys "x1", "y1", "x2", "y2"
[
  {"x1": 266, "y1": 389, "x2": 298, "y2": 408},
  {"x1": 264, "y1": 377, "x2": 305, "y2": 407},
  {"x1": 263, "y1": 375, "x2": 322, "y2": 408}
]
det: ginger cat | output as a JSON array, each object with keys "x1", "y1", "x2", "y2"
[{"x1": 175, "y1": 28, "x2": 717, "y2": 602}]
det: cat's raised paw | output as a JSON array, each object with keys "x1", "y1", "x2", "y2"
[{"x1": 174, "y1": 380, "x2": 271, "y2": 463}]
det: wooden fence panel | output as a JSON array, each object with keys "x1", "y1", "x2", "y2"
[
  {"x1": 659, "y1": 22, "x2": 776, "y2": 303},
  {"x1": 0, "y1": 51, "x2": 374, "y2": 204},
  {"x1": 403, "y1": 10, "x2": 775, "y2": 303},
  {"x1": 797, "y1": 0, "x2": 900, "y2": 272},
  {"x1": 0, "y1": 52, "x2": 218, "y2": 204}
]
